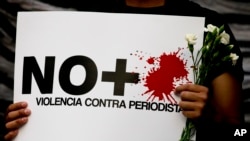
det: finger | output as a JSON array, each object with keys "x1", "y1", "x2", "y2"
[
  {"x1": 6, "y1": 108, "x2": 31, "y2": 122},
  {"x1": 4, "y1": 130, "x2": 18, "y2": 141},
  {"x1": 179, "y1": 101, "x2": 204, "y2": 111},
  {"x1": 179, "y1": 101, "x2": 196, "y2": 111},
  {"x1": 180, "y1": 91, "x2": 205, "y2": 102},
  {"x1": 182, "y1": 110, "x2": 201, "y2": 119},
  {"x1": 175, "y1": 83, "x2": 208, "y2": 93},
  {"x1": 5, "y1": 117, "x2": 28, "y2": 130},
  {"x1": 7, "y1": 102, "x2": 28, "y2": 113},
  {"x1": 179, "y1": 101, "x2": 204, "y2": 118}
]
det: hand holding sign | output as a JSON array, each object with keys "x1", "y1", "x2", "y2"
[
  {"x1": 4, "y1": 102, "x2": 31, "y2": 141},
  {"x1": 175, "y1": 83, "x2": 208, "y2": 119}
]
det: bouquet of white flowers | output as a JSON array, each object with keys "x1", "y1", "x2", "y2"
[{"x1": 180, "y1": 24, "x2": 239, "y2": 141}]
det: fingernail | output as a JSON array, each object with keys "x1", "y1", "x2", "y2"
[
  {"x1": 21, "y1": 117, "x2": 28, "y2": 122},
  {"x1": 24, "y1": 109, "x2": 31, "y2": 114},
  {"x1": 11, "y1": 130, "x2": 18, "y2": 135},
  {"x1": 21, "y1": 102, "x2": 27, "y2": 107}
]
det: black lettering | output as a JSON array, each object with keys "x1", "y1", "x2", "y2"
[
  {"x1": 85, "y1": 98, "x2": 126, "y2": 108},
  {"x1": 151, "y1": 102, "x2": 158, "y2": 111},
  {"x1": 129, "y1": 101, "x2": 136, "y2": 109},
  {"x1": 85, "y1": 98, "x2": 92, "y2": 106},
  {"x1": 22, "y1": 57, "x2": 55, "y2": 94},
  {"x1": 36, "y1": 97, "x2": 82, "y2": 106},
  {"x1": 167, "y1": 104, "x2": 174, "y2": 112},
  {"x1": 36, "y1": 97, "x2": 43, "y2": 105},
  {"x1": 59, "y1": 56, "x2": 98, "y2": 95},
  {"x1": 142, "y1": 101, "x2": 149, "y2": 110},
  {"x1": 102, "y1": 59, "x2": 139, "y2": 96}
]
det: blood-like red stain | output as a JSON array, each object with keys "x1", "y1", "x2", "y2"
[
  {"x1": 147, "y1": 57, "x2": 155, "y2": 64},
  {"x1": 143, "y1": 49, "x2": 189, "y2": 103}
]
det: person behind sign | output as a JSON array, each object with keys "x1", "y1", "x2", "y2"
[{"x1": 4, "y1": 0, "x2": 244, "y2": 141}]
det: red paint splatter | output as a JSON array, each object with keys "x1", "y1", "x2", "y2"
[
  {"x1": 143, "y1": 49, "x2": 189, "y2": 103},
  {"x1": 147, "y1": 57, "x2": 155, "y2": 64}
]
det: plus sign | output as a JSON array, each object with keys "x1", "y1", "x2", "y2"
[{"x1": 102, "y1": 59, "x2": 139, "y2": 96}]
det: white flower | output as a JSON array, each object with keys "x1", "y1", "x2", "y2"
[
  {"x1": 220, "y1": 31, "x2": 230, "y2": 45},
  {"x1": 185, "y1": 34, "x2": 197, "y2": 45},
  {"x1": 230, "y1": 53, "x2": 239, "y2": 65},
  {"x1": 204, "y1": 24, "x2": 218, "y2": 33},
  {"x1": 229, "y1": 44, "x2": 234, "y2": 49}
]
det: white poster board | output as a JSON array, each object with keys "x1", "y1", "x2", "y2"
[{"x1": 14, "y1": 11, "x2": 204, "y2": 141}]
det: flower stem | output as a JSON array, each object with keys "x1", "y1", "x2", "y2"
[{"x1": 180, "y1": 119, "x2": 195, "y2": 141}]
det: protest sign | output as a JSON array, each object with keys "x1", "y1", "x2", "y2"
[{"x1": 14, "y1": 11, "x2": 204, "y2": 141}]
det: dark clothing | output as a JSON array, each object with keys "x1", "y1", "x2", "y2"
[
  {"x1": 93, "y1": 0, "x2": 244, "y2": 83},
  {"x1": 93, "y1": 1, "x2": 244, "y2": 140}
]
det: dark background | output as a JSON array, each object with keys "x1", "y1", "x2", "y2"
[{"x1": 0, "y1": 0, "x2": 249, "y2": 140}]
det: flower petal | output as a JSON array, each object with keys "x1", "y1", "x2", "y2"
[
  {"x1": 185, "y1": 34, "x2": 197, "y2": 45},
  {"x1": 220, "y1": 31, "x2": 230, "y2": 45}
]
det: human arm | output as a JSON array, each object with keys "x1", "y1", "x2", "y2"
[
  {"x1": 175, "y1": 72, "x2": 243, "y2": 140},
  {"x1": 4, "y1": 102, "x2": 31, "y2": 141},
  {"x1": 174, "y1": 71, "x2": 242, "y2": 124},
  {"x1": 210, "y1": 72, "x2": 242, "y2": 124}
]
